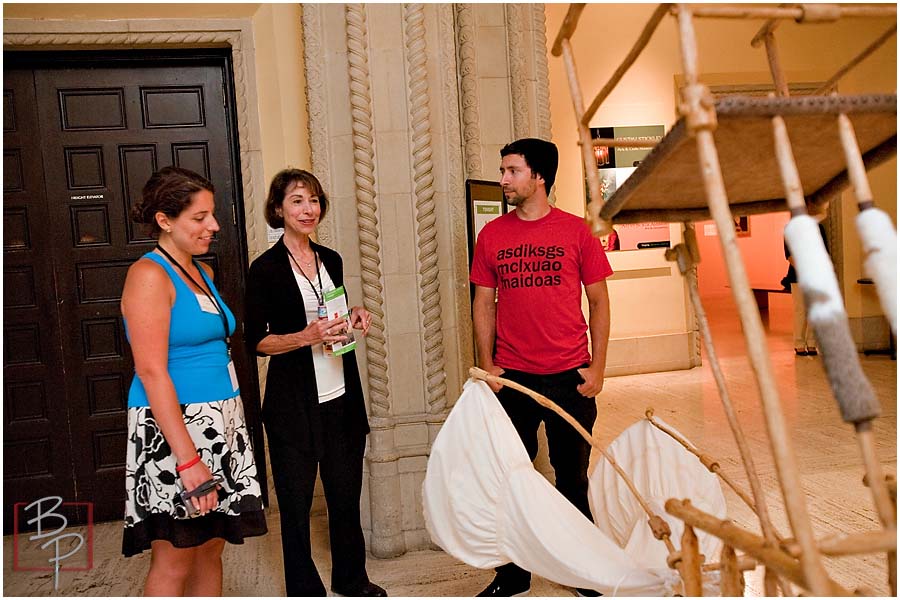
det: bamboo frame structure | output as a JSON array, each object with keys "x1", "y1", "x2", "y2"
[
  {"x1": 682, "y1": 4, "x2": 895, "y2": 21},
  {"x1": 645, "y1": 407, "x2": 784, "y2": 543},
  {"x1": 677, "y1": 7, "x2": 831, "y2": 594},
  {"x1": 784, "y1": 529, "x2": 898, "y2": 558},
  {"x1": 467, "y1": 367, "x2": 759, "y2": 587},
  {"x1": 550, "y1": 2, "x2": 897, "y2": 596},
  {"x1": 665, "y1": 499, "x2": 853, "y2": 595},
  {"x1": 468, "y1": 367, "x2": 677, "y2": 556}
]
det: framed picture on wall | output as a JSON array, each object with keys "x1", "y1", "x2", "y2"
[
  {"x1": 734, "y1": 215, "x2": 750, "y2": 237},
  {"x1": 588, "y1": 125, "x2": 668, "y2": 251},
  {"x1": 466, "y1": 179, "x2": 506, "y2": 263},
  {"x1": 465, "y1": 179, "x2": 507, "y2": 303}
]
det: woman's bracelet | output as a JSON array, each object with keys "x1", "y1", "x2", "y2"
[{"x1": 176, "y1": 455, "x2": 201, "y2": 473}]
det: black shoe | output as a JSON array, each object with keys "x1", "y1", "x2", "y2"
[
  {"x1": 575, "y1": 588, "x2": 603, "y2": 597},
  {"x1": 477, "y1": 576, "x2": 531, "y2": 597},
  {"x1": 333, "y1": 581, "x2": 388, "y2": 597}
]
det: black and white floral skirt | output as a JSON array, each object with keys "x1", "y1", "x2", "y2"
[{"x1": 122, "y1": 395, "x2": 267, "y2": 557}]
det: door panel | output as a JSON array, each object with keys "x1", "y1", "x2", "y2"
[
  {"x1": 3, "y1": 70, "x2": 77, "y2": 530},
  {"x1": 3, "y1": 51, "x2": 264, "y2": 531}
]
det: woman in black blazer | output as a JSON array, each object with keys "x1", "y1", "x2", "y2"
[{"x1": 245, "y1": 169, "x2": 386, "y2": 597}]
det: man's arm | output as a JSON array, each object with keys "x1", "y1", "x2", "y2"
[
  {"x1": 472, "y1": 285, "x2": 504, "y2": 392},
  {"x1": 577, "y1": 279, "x2": 610, "y2": 398}
]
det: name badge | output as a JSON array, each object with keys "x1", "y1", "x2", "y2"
[
  {"x1": 196, "y1": 294, "x2": 218, "y2": 314},
  {"x1": 227, "y1": 360, "x2": 239, "y2": 393}
]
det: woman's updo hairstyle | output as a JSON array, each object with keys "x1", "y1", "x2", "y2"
[
  {"x1": 131, "y1": 166, "x2": 215, "y2": 236},
  {"x1": 264, "y1": 168, "x2": 329, "y2": 229}
]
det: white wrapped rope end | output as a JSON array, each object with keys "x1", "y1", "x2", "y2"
[
  {"x1": 857, "y1": 207, "x2": 897, "y2": 334},
  {"x1": 785, "y1": 216, "x2": 880, "y2": 424}
]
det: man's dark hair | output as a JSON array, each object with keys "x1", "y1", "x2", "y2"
[{"x1": 500, "y1": 138, "x2": 558, "y2": 195}]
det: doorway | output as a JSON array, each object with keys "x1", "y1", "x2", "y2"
[{"x1": 3, "y1": 49, "x2": 265, "y2": 532}]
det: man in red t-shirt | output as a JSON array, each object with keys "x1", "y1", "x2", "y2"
[{"x1": 470, "y1": 138, "x2": 612, "y2": 597}]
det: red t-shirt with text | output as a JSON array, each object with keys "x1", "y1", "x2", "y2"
[{"x1": 470, "y1": 207, "x2": 613, "y2": 374}]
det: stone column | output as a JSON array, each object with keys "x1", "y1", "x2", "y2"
[{"x1": 300, "y1": 2, "x2": 553, "y2": 556}]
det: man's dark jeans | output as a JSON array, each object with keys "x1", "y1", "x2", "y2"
[{"x1": 492, "y1": 366, "x2": 598, "y2": 587}]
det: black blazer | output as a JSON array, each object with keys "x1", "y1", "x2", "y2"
[{"x1": 245, "y1": 237, "x2": 370, "y2": 457}]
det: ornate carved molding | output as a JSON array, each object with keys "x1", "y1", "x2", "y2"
[
  {"x1": 505, "y1": 4, "x2": 530, "y2": 140},
  {"x1": 404, "y1": 4, "x2": 447, "y2": 415},
  {"x1": 345, "y1": 4, "x2": 391, "y2": 418},
  {"x1": 3, "y1": 28, "x2": 263, "y2": 261},
  {"x1": 532, "y1": 4, "x2": 553, "y2": 141},
  {"x1": 438, "y1": 3, "x2": 474, "y2": 396},
  {"x1": 301, "y1": 4, "x2": 336, "y2": 247},
  {"x1": 453, "y1": 4, "x2": 483, "y2": 179}
]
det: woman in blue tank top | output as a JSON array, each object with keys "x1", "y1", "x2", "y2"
[{"x1": 120, "y1": 167, "x2": 266, "y2": 595}]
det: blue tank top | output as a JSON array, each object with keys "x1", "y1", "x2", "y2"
[{"x1": 125, "y1": 252, "x2": 238, "y2": 408}]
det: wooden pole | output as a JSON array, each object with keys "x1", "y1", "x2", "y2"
[
  {"x1": 703, "y1": 555, "x2": 757, "y2": 573},
  {"x1": 857, "y1": 423, "x2": 898, "y2": 595},
  {"x1": 559, "y1": 38, "x2": 609, "y2": 237},
  {"x1": 550, "y1": 3, "x2": 586, "y2": 57},
  {"x1": 674, "y1": 5, "x2": 833, "y2": 595},
  {"x1": 600, "y1": 200, "x2": 790, "y2": 225},
  {"x1": 784, "y1": 529, "x2": 897, "y2": 557},
  {"x1": 776, "y1": 111, "x2": 898, "y2": 594},
  {"x1": 762, "y1": 30, "x2": 790, "y2": 97},
  {"x1": 883, "y1": 473, "x2": 896, "y2": 507},
  {"x1": 750, "y1": 12, "x2": 782, "y2": 48},
  {"x1": 720, "y1": 545, "x2": 744, "y2": 596},
  {"x1": 837, "y1": 113, "x2": 876, "y2": 209},
  {"x1": 665, "y1": 499, "x2": 852, "y2": 595},
  {"x1": 662, "y1": 238, "x2": 783, "y2": 545},
  {"x1": 581, "y1": 4, "x2": 671, "y2": 127},
  {"x1": 685, "y1": 5, "x2": 895, "y2": 20},
  {"x1": 839, "y1": 113, "x2": 898, "y2": 594},
  {"x1": 680, "y1": 523, "x2": 704, "y2": 596},
  {"x1": 815, "y1": 25, "x2": 897, "y2": 94}
]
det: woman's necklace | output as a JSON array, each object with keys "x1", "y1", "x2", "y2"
[
  {"x1": 288, "y1": 241, "x2": 315, "y2": 268},
  {"x1": 286, "y1": 244, "x2": 326, "y2": 319}
]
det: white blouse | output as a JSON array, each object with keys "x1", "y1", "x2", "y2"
[{"x1": 292, "y1": 263, "x2": 346, "y2": 403}]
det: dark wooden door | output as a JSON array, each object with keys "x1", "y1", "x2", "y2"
[
  {"x1": 4, "y1": 69, "x2": 79, "y2": 522},
  {"x1": 3, "y1": 51, "x2": 265, "y2": 532}
]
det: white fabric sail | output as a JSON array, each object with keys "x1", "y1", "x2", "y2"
[{"x1": 423, "y1": 379, "x2": 726, "y2": 596}]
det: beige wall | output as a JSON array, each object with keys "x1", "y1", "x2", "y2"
[
  {"x1": 545, "y1": 4, "x2": 896, "y2": 334},
  {"x1": 252, "y1": 3, "x2": 310, "y2": 185}
]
